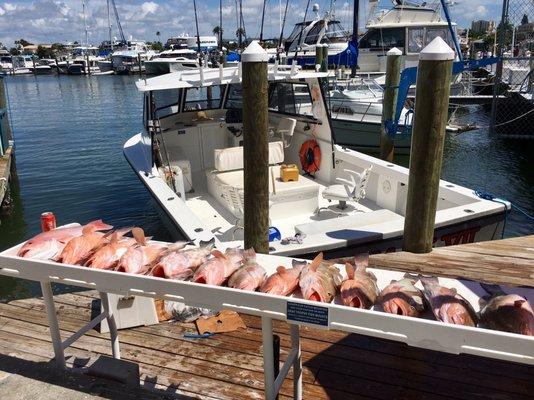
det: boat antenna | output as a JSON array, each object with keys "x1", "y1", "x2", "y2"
[
  {"x1": 239, "y1": 0, "x2": 245, "y2": 49},
  {"x1": 110, "y1": 0, "x2": 126, "y2": 44},
  {"x1": 294, "y1": 0, "x2": 312, "y2": 60},
  {"x1": 259, "y1": 0, "x2": 268, "y2": 43},
  {"x1": 193, "y1": 0, "x2": 203, "y2": 66},
  {"x1": 107, "y1": 0, "x2": 113, "y2": 51},
  {"x1": 350, "y1": 0, "x2": 359, "y2": 77},
  {"x1": 277, "y1": 0, "x2": 290, "y2": 52}
]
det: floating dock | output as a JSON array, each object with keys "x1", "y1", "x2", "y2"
[{"x1": 0, "y1": 289, "x2": 533, "y2": 399}]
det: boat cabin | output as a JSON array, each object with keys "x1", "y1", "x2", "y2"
[{"x1": 124, "y1": 64, "x2": 505, "y2": 257}]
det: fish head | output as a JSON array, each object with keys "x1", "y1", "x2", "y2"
[
  {"x1": 20, "y1": 239, "x2": 64, "y2": 261},
  {"x1": 86, "y1": 219, "x2": 113, "y2": 231},
  {"x1": 117, "y1": 246, "x2": 144, "y2": 273},
  {"x1": 260, "y1": 272, "x2": 286, "y2": 295},
  {"x1": 382, "y1": 297, "x2": 417, "y2": 317},
  {"x1": 193, "y1": 259, "x2": 225, "y2": 285},
  {"x1": 442, "y1": 301, "x2": 476, "y2": 327}
]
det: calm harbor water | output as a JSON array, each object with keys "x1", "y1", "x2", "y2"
[{"x1": 0, "y1": 74, "x2": 532, "y2": 301}]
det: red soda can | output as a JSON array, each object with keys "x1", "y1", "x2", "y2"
[{"x1": 41, "y1": 212, "x2": 57, "y2": 232}]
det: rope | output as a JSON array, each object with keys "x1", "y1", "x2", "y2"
[
  {"x1": 474, "y1": 189, "x2": 534, "y2": 239},
  {"x1": 183, "y1": 332, "x2": 215, "y2": 339}
]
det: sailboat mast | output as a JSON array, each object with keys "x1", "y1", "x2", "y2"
[
  {"x1": 278, "y1": 0, "x2": 290, "y2": 51},
  {"x1": 193, "y1": 0, "x2": 202, "y2": 66},
  {"x1": 351, "y1": 0, "x2": 359, "y2": 77},
  {"x1": 219, "y1": 0, "x2": 223, "y2": 50},
  {"x1": 107, "y1": 0, "x2": 113, "y2": 51},
  {"x1": 83, "y1": 1, "x2": 88, "y2": 48},
  {"x1": 259, "y1": 0, "x2": 267, "y2": 42}
]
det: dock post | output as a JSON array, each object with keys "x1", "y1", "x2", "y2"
[
  {"x1": 137, "y1": 54, "x2": 143, "y2": 75},
  {"x1": 403, "y1": 37, "x2": 454, "y2": 253},
  {"x1": 86, "y1": 51, "x2": 91, "y2": 75},
  {"x1": 321, "y1": 45, "x2": 329, "y2": 72},
  {"x1": 242, "y1": 41, "x2": 270, "y2": 254},
  {"x1": 379, "y1": 47, "x2": 402, "y2": 162},
  {"x1": 32, "y1": 56, "x2": 36, "y2": 75},
  {"x1": 315, "y1": 44, "x2": 324, "y2": 71},
  {"x1": 261, "y1": 316, "x2": 276, "y2": 400},
  {"x1": 0, "y1": 76, "x2": 13, "y2": 142}
]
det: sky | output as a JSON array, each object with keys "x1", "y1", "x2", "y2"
[{"x1": 0, "y1": 0, "x2": 509, "y2": 48}]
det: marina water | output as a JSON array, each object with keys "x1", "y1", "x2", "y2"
[{"x1": 0, "y1": 74, "x2": 533, "y2": 301}]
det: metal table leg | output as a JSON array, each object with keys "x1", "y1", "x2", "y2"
[
  {"x1": 290, "y1": 324, "x2": 302, "y2": 400},
  {"x1": 262, "y1": 316, "x2": 275, "y2": 400},
  {"x1": 99, "y1": 291, "x2": 120, "y2": 359},
  {"x1": 40, "y1": 281, "x2": 65, "y2": 369}
]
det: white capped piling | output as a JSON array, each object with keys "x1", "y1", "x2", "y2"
[
  {"x1": 242, "y1": 41, "x2": 270, "y2": 254},
  {"x1": 379, "y1": 47, "x2": 402, "y2": 161},
  {"x1": 403, "y1": 37, "x2": 454, "y2": 253}
]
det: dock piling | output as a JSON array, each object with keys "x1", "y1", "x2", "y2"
[
  {"x1": 321, "y1": 45, "x2": 328, "y2": 73},
  {"x1": 403, "y1": 37, "x2": 454, "y2": 253},
  {"x1": 242, "y1": 41, "x2": 270, "y2": 254},
  {"x1": 379, "y1": 47, "x2": 402, "y2": 162},
  {"x1": 315, "y1": 44, "x2": 324, "y2": 72}
]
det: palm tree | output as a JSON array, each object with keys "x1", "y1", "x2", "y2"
[
  {"x1": 213, "y1": 26, "x2": 223, "y2": 50},
  {"x1": 156, "y1": 31, "x2": 161, "y2": 44}
]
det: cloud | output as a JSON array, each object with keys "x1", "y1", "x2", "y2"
[{"x1": 0, "y1": 0, "x2": 512, "y2": 48}]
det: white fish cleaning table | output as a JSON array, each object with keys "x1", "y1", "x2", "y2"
[{"x1": 1, "y1": 237, "x2": 534, "y2": 400}]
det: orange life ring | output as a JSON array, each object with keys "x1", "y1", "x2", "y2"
[{"x1": 299, "y1": 139, "x2": 321, "y2": 175}]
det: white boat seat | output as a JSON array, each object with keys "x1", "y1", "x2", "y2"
[
  {"x1": 214, "y1": 141, "x2": 284, "y2": 172},
  {"x1": 320, "y1": 166, "x2": 372, "y2": 212},
  {"x1": 206, "y1": 167, "x2": 320, "y2": 219},
  {"x1": 295, "y1": 209, "x2": 403, "y2": 236}
]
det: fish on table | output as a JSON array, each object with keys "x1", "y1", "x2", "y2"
[
  {"x1": 150, "y1": 243, "x2": 212, "y2": 280},
  {"x1": 228, "y1": 249, "x2": 267, "y2": 291},
  {"x1": 56, "y1": 225, "x2": 113, "y2": 265},
  {"x1": 85, "y1": 228, "x2": 135, "y2": 270},
  {"x1": 116, "y1": 228, "x2": 167, "y2": 274},
  {"x1": 420, "y1": 276, "x2": 478, "y2": 327},
  {"x1": 377, "y1": 278, "x2": 425, "y2": 317},
  {"x1": 17, "y1": 219, "x2": 112, "y2": 260},
  {"x1": 260, "y1": 260, "x2": 306, "y2": 296},
  {"x1": 340, "y1": 254, "x2": 379, "y2": 309},
  {"x1": 298, "y1": 252, "x2": 342, "y2": 303},
  {"x1": 192, "y1": 248, "x2": 243, "y2": 286},
  {"x1": 479, "y1": 283, "x2": 534, "y2": 336}
]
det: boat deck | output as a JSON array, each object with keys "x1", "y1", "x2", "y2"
[{"x1": 1, "y1": 289, "x2": 533, "y2": 399}]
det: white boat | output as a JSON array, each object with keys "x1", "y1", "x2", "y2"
[
  {"x1": 10, "y1": 55, "x2": 35, "y2": 74},
  {"x1": 358, "y1": 0, "x2": 460, "y2": 74},
  {"x1": 0, "y1": 55, "x2": 12, "y2": 73},
  {"x1": 111, "y1": 41, "x2": 156, "y2": 74},
  {"x1": 123, "y1": 61, "x2": 507, "y2": 258},
  {"x1": 329, "y1": 77, "x2": 413, "y2": 154},
  {"x1": 166, "y1": 35, "x2": 218, "y2": 52},
  {"x1": 144, "y1": 49, "x2": 199, "y2": 75}
]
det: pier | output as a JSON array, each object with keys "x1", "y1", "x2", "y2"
[{"x1": 1, "y1": 288, "x2": 534, "y2": 399}]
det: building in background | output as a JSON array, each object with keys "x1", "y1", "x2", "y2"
[{"x1": 471, "y1": 20, "x2": 495, "y2": 34}]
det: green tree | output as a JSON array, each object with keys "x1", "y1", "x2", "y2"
[
  {"x1": 151, "y1": 42, "x2": 163, "y2": 51},
  {"x1": 16, "y1": 38, "x2": 32, "y2": 47},
  {"x1": 521, "y1": 14, "x2": 529, "y2": 25},
  {"x1": 9, "y1": 47, "x2": 20, "y2": 55},
  {"x1": 37, "y1": 45, "x2": 54, "y2": 59}
]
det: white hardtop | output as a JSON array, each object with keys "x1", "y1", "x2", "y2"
[
  {"x1": 367, "y1": 3, "x2": 455, "y2": 29},
  {"x1": 135, "y1": 64, "x2": 331, "y2": 92}
]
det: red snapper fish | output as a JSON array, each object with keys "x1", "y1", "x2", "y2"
[
  {"x1": 150, "y1": 243, "x2": 213, "y2": 280},
  {"x1": 116, "y1": 228, "x2": 167, "y2": 274},
  {"x1": 479, "y1": 284, "x2": 534, "y2": 336},
  {"x1": 192, "y1": 248, "x2": 244, "y2": 285},
  {"x1": 420, "y1": 276, "x2": 478, "y2": 327},
  {"x1": 227, "y1": 249, "x2": 267, "y2": 291},
  {"x1": 340, "y1": 254, "x2": 379, "y2": 309},
  {"x1": 57, "y1": 226, "x2": 110, "y2": 265},
  {"x1": 377, "y1": 278, "x2": 425, "y2": 317},
  {"x1": 85, "y1": 228, "x2": 135, "y2": 270},
  {"x1": 298, "y1": 253, "x2": 342, "y2": 303},
  {"x1": 260, "y1": 260, "x2": 306, "y2": 296},
  {"x1": 17, "y1": 220, "x2": 112, "y2": 260}
]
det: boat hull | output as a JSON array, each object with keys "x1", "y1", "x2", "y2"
[
  {"x1": 145, "y1": 61, "x2": 170, "y2": 75},
  {"x1": 331, "y1": 118, "x2": 412, "y2": 155}
]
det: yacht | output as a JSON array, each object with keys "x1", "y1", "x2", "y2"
[
  {"x1": 34, "y1": 59, "x2": 58, "y2": 74},
  {"x1": 59, "y1": 47, "x2": 103, "y2": 75},
  {"x1": 144, "y1": 49, "x2": 199, "y2": 75},
  {"x1": 282, "y1": 4, "x2": 354, "y2": 67},
  {"x1": 111, "y1": 40, "x2": 157, "y2": 74},
  {"x1": 358, "y1": 0, "x2": 460, "y2": 74},
  {"x1": 0, "y1": 55, "x2": 12, "y2": 73},
  {"x1": 10, "y1": 55, "x2": 35, "y2": 74},
  {"x1": 123, "y1": 55, "x2": 507, "y2": 258},
  {"x1": 166, "y1": 35, "x2": 218, "y2": 52}
]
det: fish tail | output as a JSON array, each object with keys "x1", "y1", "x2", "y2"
[{"x1": 87, "y1": 219, "x2": 113, "y2": 231}]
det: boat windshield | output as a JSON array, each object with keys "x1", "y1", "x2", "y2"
[
  {"x1": 159, "y1": 52, "x2": 197, "y2": 59},
  {"x1": 359, "y1": 28, "x2": 405, "y2": 51},
  {"x1": 268, "y1": 82, "x2": 314, "y2": 117},
  {"x1": 153, "y1": 89, "x2": 181, "y2": 119},
  {"x1": 286, "y1": 22, "x2": 311, "y2": 44},
  {"x1": 225, "y1": 84, "x2": 243, "y2": 109},
  {"x1": 0, "y1": 56, "x2": 11, "y2": 63},
  {"x1": 407, "y1": 27, "x2": 453, "y2": 54},
  {"x1": 325, "y1": 21, "x2": 349, "y2": 41},
  {"x1": 183, "y1": 85, "x2": 223, "y2": 111}
]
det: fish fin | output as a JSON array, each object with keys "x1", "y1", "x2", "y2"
[
  {"x1": 292, "y1": 259, "x2": 306, "y2": 268},
  {"x1": 132, "y1": 227, "x2": 147, "y2": 246},
  {"x1": 243, "y1": 248, "x2": 256, "y2": 261},
  {"x1": 276, "y1": 266, "x2": 287, "y2": 275},
  {"x1": 87, "y1": 219, "x2": 113, "y2": 231},
  {"x1": 309, "y1": 252, "x2": 323, "y2": 272},
  {"x1": 82, "y1": 225, "x2": 96, "y2": 235},
  {"x1": 168, "y1": 241, "x2": 190, "y2": 251},
  {"x1": 345, "y1": 263, "x2": 355, "y2": 279},
  {"x1": 354, "y1": 253, "x2": 369, "y2": 268},
  {"x1": 199, "y1": 237, "x2": 215, "y2": 247},
  {"x1": 514, "y1": 299, "x2": 526, "y2": 308},
  {"x1": 211, "y1": 250, "x2": 227, "y2": 259},
  {"x1": 110, "y1": 231, "x2": 119, "y2": 244}
]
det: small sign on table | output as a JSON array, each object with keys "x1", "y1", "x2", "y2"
[{"x1": 287, "y1": 301, "x2": 329, "y2": 327}]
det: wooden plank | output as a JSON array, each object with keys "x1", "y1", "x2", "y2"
[{"x1": 369, "y1": 236, "x2": 534, "y2": 287}]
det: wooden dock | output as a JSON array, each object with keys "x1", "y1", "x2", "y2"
[
  {"x1": 0, "y1": 145, "x2": 12, "y2": 205},
  {"x1": 1, "y1": 289, "x2": 534, "y2": 399}
]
